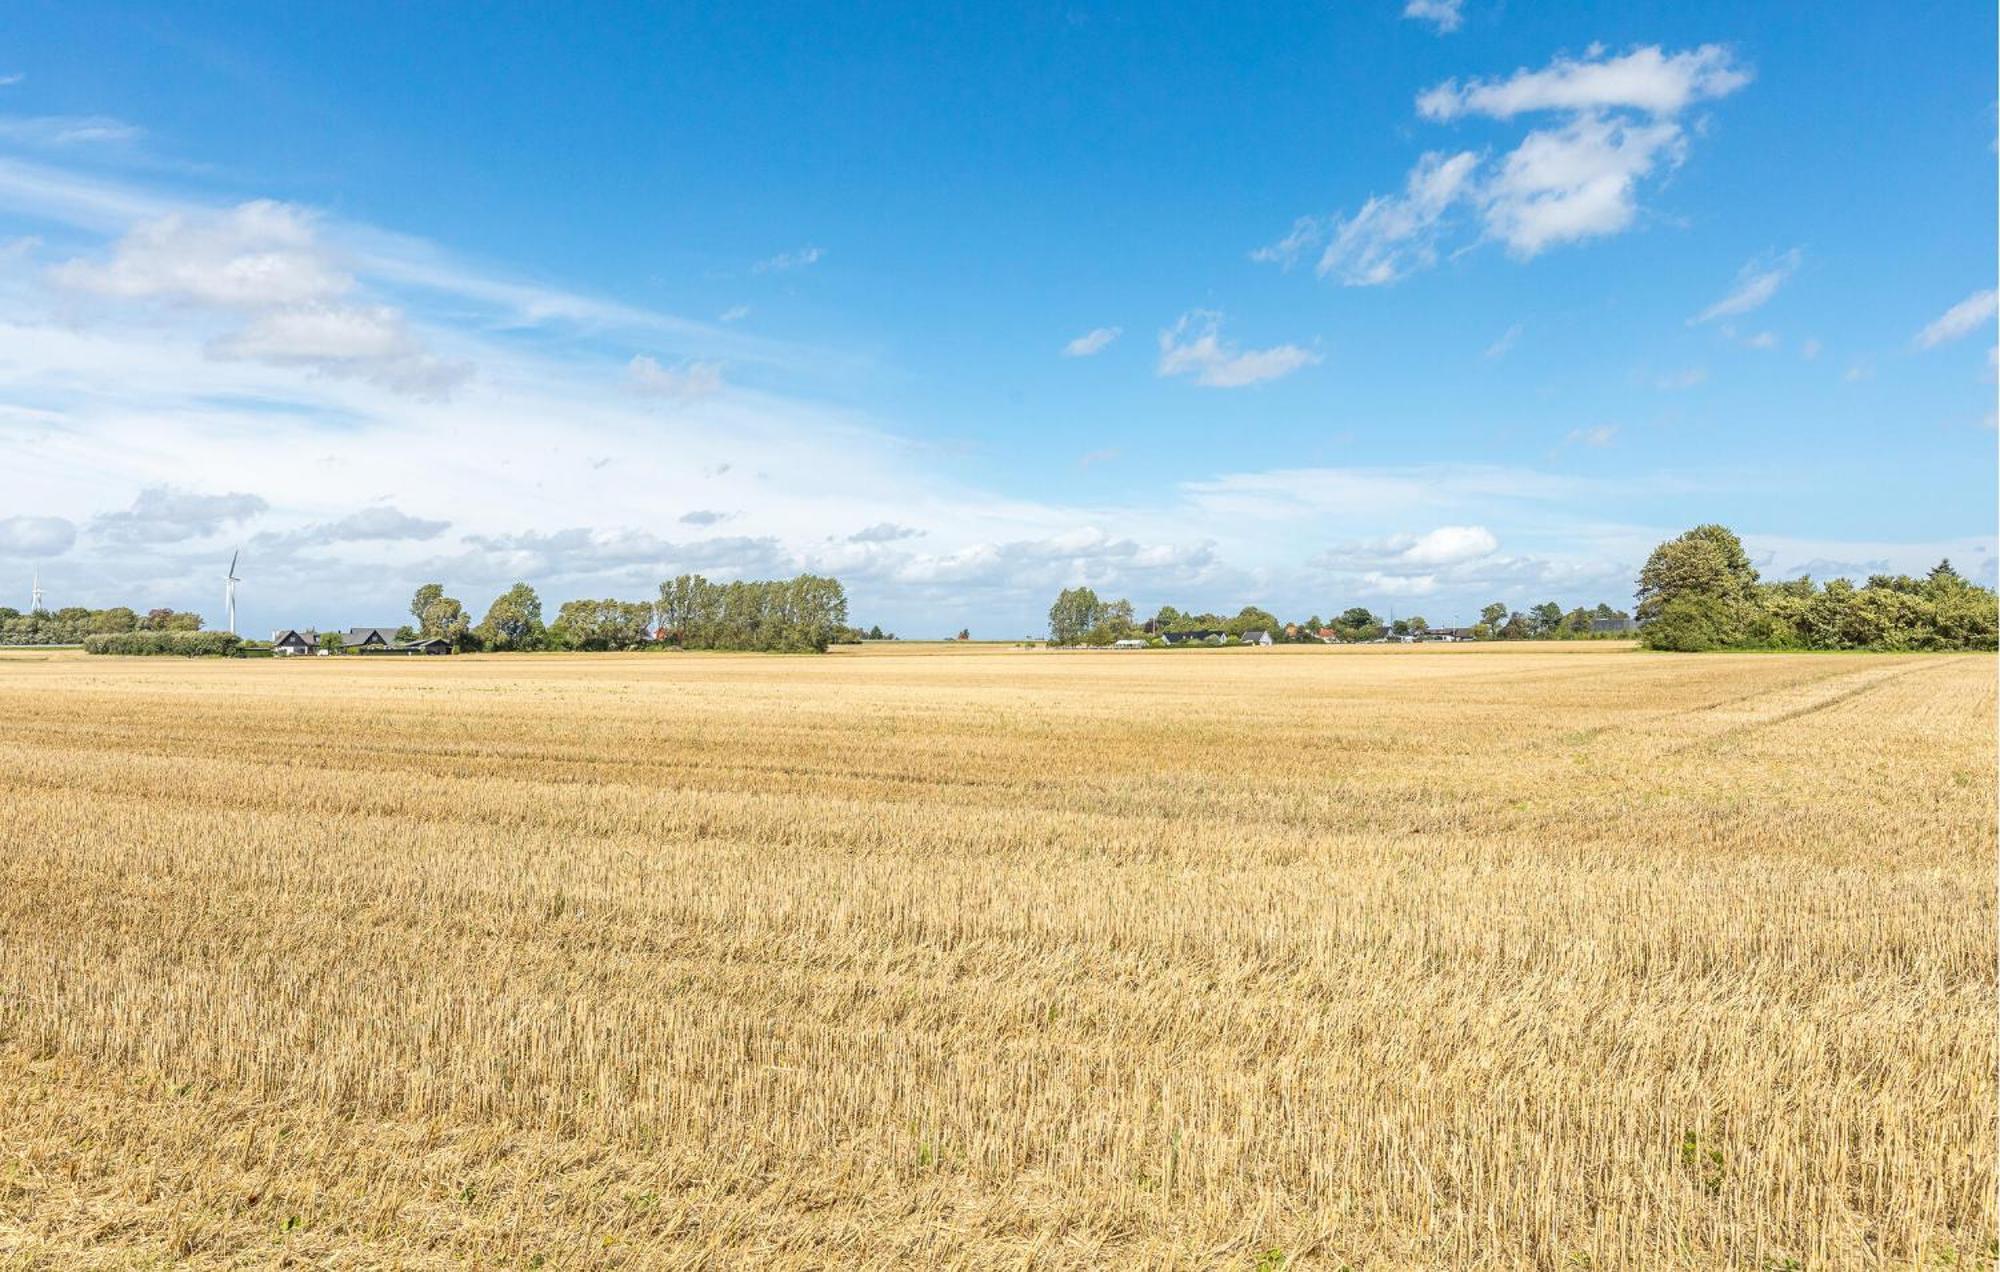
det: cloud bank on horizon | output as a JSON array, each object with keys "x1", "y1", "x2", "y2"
[{"x1": 0, "y1": 6, "x2": 1990, "y2": 635}]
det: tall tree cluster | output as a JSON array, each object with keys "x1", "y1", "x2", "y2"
[
  {"x1": 655, "y1": 573, "x2": 849, "y2": 652},
  {"x1": 1635, "y1": 525, "x2": 1997, "y2": 651}
]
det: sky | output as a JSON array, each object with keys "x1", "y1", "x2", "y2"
[{"x1": 0, "y1": 1, "x2": 1993, "y2": 638}]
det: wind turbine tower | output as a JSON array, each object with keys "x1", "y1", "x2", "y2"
[
  {"x1": 30, "y1": 569, "x2": 43, "y2": 614},
  {"x1": 224, "y1": 551, "x2": 241, "y2": 635}
]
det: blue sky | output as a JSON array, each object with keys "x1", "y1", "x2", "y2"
[{"x1": 0, "y1": 1, "x2": 1992, "y2": 636}]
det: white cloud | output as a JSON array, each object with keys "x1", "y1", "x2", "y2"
[
  {"x1": 0, "y1": 515, "x2": 76, "y2": 557},
  {"x1": 679, "y1": 509, "x2": 729, "y2": 527},
  {"x1": 1264, "y1": 45, "x2": 1751, "y2": 281},
  {"x1": 848, "y1": 522, "x2": 922, "y2": 543},
  {"x1": 1062, "y1": 326, "x2": 1121, "y2": 357},
  {"x1": 1400, "y1": 524, "x2": 1499, "y2": 565},
  {"x1": 93, "y1": 486, "x2": 268, "y2": 544},
  {"x1": 1915, "y1": 289, "x2": 1998, "y2": 348},
  {"x1": 1691, "y1": 249, "x2": 1801, "y2": 324},
  {"x1": 1564, "y1": 424, "x2": 1618, "y2": 448},
  {"x1": 1402, "y1": 0, "x2": 1463, "y2": 34},
  {"x1": 1741, "y1": 330, "x2": 1778, "y2": 350},
  {"x1": 50, "y1": 200, "x2": 348, "y2": 308},
  {"x1": 1416, "y1": 44, "x2": 1751, "y2": 121},
  {"x1": 0, "y1": 114, "x2": 142, "y2": 147},
  {"x1": 1799, "y1": 338, "x2": 1822, "y2": 361},
  {"x1": 719, "y1": 304, "x2": 751, "y2": 322},
  {"x1": 628, "y1": 355, "x2": 725, "y2": 401},
  {"x1": 320, "y1": 506, "x2": 450, "y2": 541},
  {"x1": 1483, "y1": 113, "x2": 1685, "y2": 257},
  {"x1": 1317, "y1": 149, "x2": 1481, "y2": 283},
  {"x1": 1654, "y1": 366, "x2": 1708, "y2": 391},
  {"x1": 752, "y1": 245, "x2": 822, "y2": 274},
  {"x1": 1483, "y1": 323, "x2": 1522, "y2": 360},
  {"x1": 49, "y1": 200, "x2": 472, "y2": 398},
  {"x1": 1156, "y1": 311, "x2": 1320, "y2": 387},
  {"x1": 210, "y1": 304, "x2": 471, "y2": 398}
]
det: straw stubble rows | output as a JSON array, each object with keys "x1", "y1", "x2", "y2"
[{"x1": 0, "y1": 644, "x2": 1989, "y2": 1267}]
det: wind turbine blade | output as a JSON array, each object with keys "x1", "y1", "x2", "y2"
[{"x1": 228, "y1": 549, "x2": 239, "y2": 578}]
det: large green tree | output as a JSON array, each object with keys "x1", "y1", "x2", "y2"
[
  {"x1": 1635, "y1": 524, "x2": 1759, "y2": 622},
  {"x1": 1048, "y1": 587, "x2": 1103, "y2": 645},
  {"x1": 476, "y1": 583, "x2": 546, "y2": 650}
]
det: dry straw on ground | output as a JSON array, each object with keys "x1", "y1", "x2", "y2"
[{"x1": 0, "y1": 643, "x2": 1990, "y2": 1268}]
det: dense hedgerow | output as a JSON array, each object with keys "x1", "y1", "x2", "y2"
[{"x1": 82, "y1": 630, "x2": 244, "y2": 656}]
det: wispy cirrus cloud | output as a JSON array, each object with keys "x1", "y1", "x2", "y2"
[
  {"x1": 1914, "y1": 289, "x2": 1997, "y2": 348},
  {"x1": 1156, "y1": 311, "x2": 1319, "y2": 387},
  {"x1": 752, "y1": 245, "x2": 822, "y2": 273},
  {"x1": 0, "y1": 114, "x2": 142, "y2": 147},
  {"x1": 1062, "y1": 325, "x2": 1121, "y2": 357},
  {"x1": 1691, "y1": 249, "x2": 1801, "y2": 324}
]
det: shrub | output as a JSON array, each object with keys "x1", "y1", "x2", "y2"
[{"x1": 83, "y1": 630, "x2": 244, "y2": 657}]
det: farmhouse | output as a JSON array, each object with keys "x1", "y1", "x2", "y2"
[
  {"x1": 1160, "y1": 629, "x2": 1224, "y2": 645},
  {"x1": 1240, "y1": 630, "x2": 1274, "y2": 646},
  {"x1": 314, "y1": 627, "x2": 456, "y2": 655},
  {"x1": 271, "y1": 628, "x2": 317, "y2": 656},
  {"x1": 1424, "y1": 627, "x2": 1477, "y2": 642},
  {"x1": 341, "y1": 627, "x2": 401, "y2": 651}
]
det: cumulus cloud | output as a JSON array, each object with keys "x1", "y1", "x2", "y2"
[
  {"x1": 1308, "y1": 525, "x2": 1500, "y2": 595},
  {"x1": 50, "y1": 200, "x2": 469, "y2": 398},
  {"x1": 1062, "y1": 326, "x2": 1121, "y2": 357},
  {"x1": 0, "y1": 515, "x2": 77, "y2": 556},
  {"x1": 629, "y1": 355, "x2": 725, "y2": 401},
  {"x1": 319, "y1": 506, "x2": 449, "y2": 541},
  {"x1": 1157, "y1": 311, "x2": 1320, "y2": 387},
  {"x1": 50, "y1": 200, "x2": 348, "y2": 308},
  {"x1": 1483, "y1": 113, "x2": 1685, "y2": 257},
  {"x1": 94, "y1": 486, "x2": 267, "y2": 544},
  {"x1": 848, "y1": 522, "x2": 923, "y2": 543},
  {"x1": 1691, "y1": 249, "x2": 1801, "y2": 324},
  {"x1": 1915, "y1": 289, "x2": 1998, "y2": 348},
  {"x1": 752, "y1": 246, "x2": 822, "y2": 274},
  {"x1": 1401, "y1": 0, "x2": 1463, "y2": 34},
  {"x1": 1262, "y1": 45, "x2": 1751, "y2": 280},
  {"x1": 210, "y1": 304, "x2": 471, "y2": 398}
]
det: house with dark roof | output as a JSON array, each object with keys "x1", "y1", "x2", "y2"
[
  {"x1": 333, "y1": 627, "x2": 454, "y2": 655},
  {"x1": 1160, "y1": 629, "x2": 1225, "y2": 645},
  {"x1": 271, "y1": 628, "x2": 317, "y2": 656},
  {"x1": 341, "y1": 627, "x2": 401, "y2": 650},
  {"x1": 1240, "y1": 630, "x2": 1274, "y2": 646}
]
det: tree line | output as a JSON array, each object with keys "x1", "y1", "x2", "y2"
[
  {"x1": 395, "y1": 573, "x2": 854, "y2": 654},
  {"x1": 1636, "y1": 524, "x2": 1997, "y2": 651},
  {"x1": 1, "y1": 605, "x2": 204, "y2": 646},
  {"x1": 1046, "y1": 587, "x2": 1632, "y2": 646}
]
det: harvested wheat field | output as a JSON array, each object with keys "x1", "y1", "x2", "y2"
[{"x1": 0, "y1": 642, "x2": 1990, "y2": 1269}]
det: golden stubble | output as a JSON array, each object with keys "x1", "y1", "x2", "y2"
[{"x1": 0, "y1": 643, "x2": 1990, "y2": 1268}]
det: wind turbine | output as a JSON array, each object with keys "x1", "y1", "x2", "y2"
[
  {"x1": 30, "y1": 569, "x2": 43, "y2": 614},
  {"x1": 224, "y1": 550, "x2": 240, "y2": 635}
]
